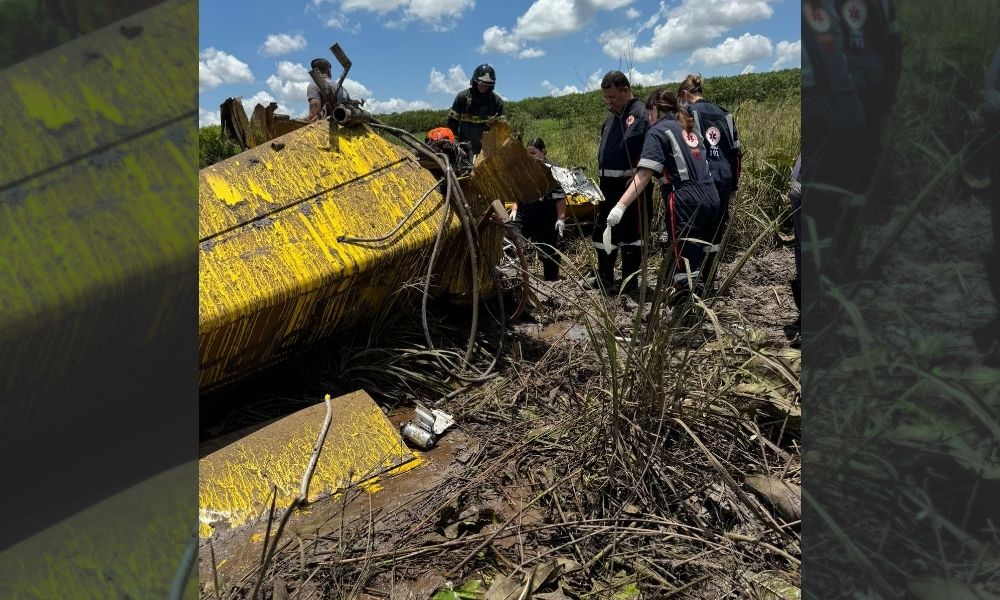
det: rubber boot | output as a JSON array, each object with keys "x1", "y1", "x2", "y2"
[{"x1": 585, "y1": 249, "x2": 617, "y2": 292}]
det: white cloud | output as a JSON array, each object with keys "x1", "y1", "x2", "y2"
[
  {"x1": 541, "y1": 80, "x2": 582, "y2": 96},
  {"x1": 624, "y1": 7, "x2": 639, "y2": 19},
  {"x1": 600, "y1": 0, "x2": 776, "y2": 62},
  {"x1": 480, "y1": 0, "x2": 636, "y2": 57},
  {"x1": 427, "y1": 65, "x2": 469, "y2": 94},
  {"x1": 541, "y1": 68, "x2": 605, "y2": 96},
  {"x1": 199, "y1": 106, "x2": 220, "y2": 127},
  {"x1": 626, "y1": 67, "x2": 664, "y2": 86},
  {"x1": 688, "y1": 33, "x2": 773, "y2": 67},
  {"x1": 741, "y1": 64, "x2": 756, "y2": 74},
  {"x1": 771, "y1": 39, "x2": 801, "y2": 70},
  {"x1": 240, "y1": 91, "x2": 295, "y2": 117},
  {"x1": 259, "y1": 33, "x2": 307, "y2": 57},
  {"x1": 335, "y1": 0, "x2": 474, "y2": 30},
  {"x1": 199, "y1": 48, "x2": 254, "y2": 91},
  {"x1": 481, "y1": 26, "x2": 521, "y2": 54},
  {"x1": 367, "y1": 97, "x2": 433, "y2": 114}
]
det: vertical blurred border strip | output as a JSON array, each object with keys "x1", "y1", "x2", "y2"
[{"x1": 0, "y1": 0, "x2": 199, "y2": 598}]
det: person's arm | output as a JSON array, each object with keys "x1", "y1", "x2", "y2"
[
  {"x1": 307, "y1": 82, "x2": 322, "y2": 122},
  {"x1": 730, "y1": 115, "x2": 742, "y2": 190},
  {"x1": 447, "y1": 93, "x2": 463, "y2": 139},
  {"x1": 605, "y1": 168, "x2": 655, "y2": 226},
  {"x1": 307, "y1": 98, "x2": 322, "y2": 122}
]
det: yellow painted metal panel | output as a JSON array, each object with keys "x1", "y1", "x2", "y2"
[
  {"x1": 198, "y1": 123, "x2": 467, "y2": 389},
  {"x1": 0, "y1": 463, "x2": 195, "y2": 599},
  {"x1": 0, "y1": 0, "x2": 197, "y2": 423},
  {"x1": 199, "y1": 390, "x2": 415, "y2": 538}
]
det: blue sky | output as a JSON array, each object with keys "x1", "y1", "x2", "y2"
[{"x1": 198, "y1": 0, "x2": 801, "y2": 127}]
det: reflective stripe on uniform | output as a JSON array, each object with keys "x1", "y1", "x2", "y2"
[
  {"x1": 450, "y1": 113, "x2": 494, "y2": 125},
  {"x1": 691, "y1": 110, "x2": 703, "y2": 138},
  {"x1": 599, "y1": 168, "x2": 636, "y2": 177},
  {"x1": 663, "y1": 130, "x2": 690, "y2": 181},
  {"x1": 725, "y1": 114, "x2": 740, "y2": 149}
]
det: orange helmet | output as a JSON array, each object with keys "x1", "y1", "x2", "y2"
[{"x1": 427, "y1": 127, "x2": 455, "y2": 143}]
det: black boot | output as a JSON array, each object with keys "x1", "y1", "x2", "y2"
[{"x1": 585, "y1": 249, "x2": 617, "y2": 292}]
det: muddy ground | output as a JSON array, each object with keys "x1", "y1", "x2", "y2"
[{"x1": 199, "y1": 233, "x2": 802, "y2": 600}]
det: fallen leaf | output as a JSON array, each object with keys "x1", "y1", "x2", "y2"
[{"x1": 744, "y1": 475, "x2": 801, "y2": 522}]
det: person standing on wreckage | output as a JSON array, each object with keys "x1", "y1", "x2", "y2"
[
  {"x1": 447, "y1": 64, "x2": 504, "y2": 157},
  {"x1": 587, "y1": 71, "x2": 654, "y2": 294},
  {"x1": 307, "y1": 58, "x2": 351, "y2": 122},
  {"x1": 677, "y1": 73, "x2": 743, "y2": 284},
  {"x1": 605, "y1": 88, "x2": 721, "y2": 302}
]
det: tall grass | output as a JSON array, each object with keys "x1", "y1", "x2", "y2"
[{"x1": 804, "y1": 0, "x2": 1000, "y2": 596}]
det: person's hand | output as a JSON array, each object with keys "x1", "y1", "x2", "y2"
[
  {"x1": 555, "y1": 219, "x2": 565, "y2": 237},
  {"x1": 606, "y1": 202, "x2": 627, "y2": 227},
  {"x1": 508, "y1": 208, "x2": 518, "y2": 223}
]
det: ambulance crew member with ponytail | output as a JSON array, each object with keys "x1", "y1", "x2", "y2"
[
  {"x1": 677, "y1": 73, "x2": 742, "y2": 277},
  {"x1": 605, "y1": 88, "x2": 721, "y2": 299},
  {"x1": 835, "y1": 0, "x2": 902, "y2": 187},
  {"x1": 447, "y1": 64, "x2": 504, "y2": 156},
  {"x1": 509, "y1": 138, "x2": 567, "y2": 282},
  {"x1": 589, "y1": 71, "x2": 654, "y2": 294}
]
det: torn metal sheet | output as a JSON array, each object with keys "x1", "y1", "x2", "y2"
[
  {"x1": 465, "y1": 121, "x2": 558, "y2": 208},
  {"x1": 199, "y1": 390, "x2": 416, "y2": 538}
]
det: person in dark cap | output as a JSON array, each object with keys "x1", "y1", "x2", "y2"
[{"x1": 307, "y1": 57, "x2": 351, "y2": 122}]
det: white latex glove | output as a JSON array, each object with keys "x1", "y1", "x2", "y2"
[
  {"x1": 606, "y1": 202, "x2": 627, "y2": 227},
  {"x1": 555, "y1": 219, "x2": 565, "y2": 236},
  {"x1": 508, "y1": 208, "x2": 518, "y2": 223}
]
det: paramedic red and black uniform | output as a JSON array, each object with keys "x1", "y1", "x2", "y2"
[
  {"x1": 835, "y1": 0, "x2": 902, "y2": 190},
  {"x1": 595, "y1": 97, "x2": 653, "y2": 287},
  {"x1": 638, "y1": 115, "x2": 721, "y2": 292},
  {"x1": 687, "y1": 98, "x2": 742, "y2": 243},
  {"x1": 801, "y1": 0, "x2": 866, "y2": 282},
  {"x1": 517, "y1": 162, "x2": 567, "y2": 282},
  {"x1": 836, "y1": 0, "x2": 902, "y2": 130}
]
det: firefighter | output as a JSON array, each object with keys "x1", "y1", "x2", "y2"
[
  {"x1": 509, "y1": 138, "x2": 567, "y2": 282},
  {"x1": 447, "y1": 64, "x2": 504, "y2": 156},
  {"x1": 588, "y1": 71, "x2": 654, "y2": 294},
  {"x1": 606, "y1": 88, "x2": 721, "y2": 300},
  {"x1": 677, "y1": 73, "x2": 742, "y2": 280},
  {"x1": 307, "y1": 58, "x2": 351, "y2": 122}
]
